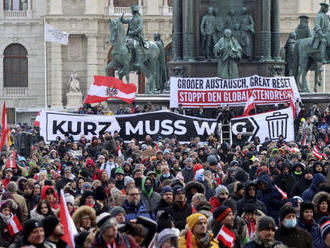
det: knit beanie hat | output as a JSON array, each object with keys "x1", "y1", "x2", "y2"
[
  {"x1": 115, "y1": 167, "x2": 125, "y2": 175},
  {"x1": 22, "y1": 219, "x2": 43, "y2": 242},
  {"x1": 124, "y1": 176, "x2": 135, "y2": 187},
  {"x1": 215, "y1": 185, "x2": 229, "y2": 197},
  {"x1": 161, "y1": 186, "x2": 173, "y2": 196},
  {"x1": 213, "y1": 206, "x2": 232, "y2": 223},
  {"x1": 156, "y1": 228, "x2": 178, "y2": 248},
  {"x1": 279, "y1": 205, "x2": 296, "y2": 221},
  {"x1": 109, "y1": 206, "x2": 126, "y2": 217},
  {"x1": 257, "y1": 216, "x2": 276, "y2": 231},
  {"x1": 172, "y1": 186, "x2": 184, "y2": 196},
  {"x1": 94, "y1": 186, "x2": 107, "y2": 201},
  {"x1": 320, "y1": 217, "x2": 330, "y2": 241},
  {"x1": 186, "y1": 213, "x2": 207, "y2": 231},
  {"x1": 74, "y1": 231, "x2": 90, "y2": 248},
  {"x1": 244, "y1": 202, "x2": 258, "y2": 214},
  {"x1": 42, "y1": 216, "x2": 60, "y2": 237},
  {"x1": 65, "y1": 193, "x2": 75, "y2": 206}
]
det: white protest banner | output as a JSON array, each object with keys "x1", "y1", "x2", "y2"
[
  {"x1": 45, "y1": 23, "x2": 69, "y2": 45},
  {"x1": 231, "y1": 107, "x2": 294, "y2": 143},
  {"x1": 170, "y1": 75, "x2": 301, "y2": 108}
]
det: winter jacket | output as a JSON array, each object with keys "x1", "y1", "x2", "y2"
[
  {"x1": 154, "y1": 198, "x2": 172, "y2": 216},
  {"x1": 166, "y1": 202, "x2": 192, "y2": 230},
  {"x1": 274, "y1": 172, "x2": 296, "y2": 198},
  {"x1": 0, "y1": 213, "x2": 15, "y2": 247},
  {"x1": 184, "y1": 181, "x2": 206, "y2": 204},
  {"x1": 298, "y1": 219, "x2": 323, "y2": 248},
  {"x1": 140, "y1": 176, "x2": 161, "y2": 212},
  {"x1": 178, "y1": 230, "x2": 218, "y2": 248},
  {"x1": 243, "y1": 234, "x2": 286, "y2": 248},
  {"x1": 181, "y1": 167, "x2": 194, "y2": 183},
  {"x1": 237, "y1": 181, "x2": 267, "y2": 216},
  {"x1": 275, "y1": 226, "x2": 313, "y2": 248},
  {"x1": 256, "y1": 175, "x2": 284, "y2": 224},
  {"x1": 302, "y1": 173, "x2": 326, "y2": 201},
  {"x1": 209, "y1": 196, "x2": 222, "y2": 213},
  {"x1": 44, "y1": 238, "x2": 69, "y2": 248},
  {"x1": 292, "y1": 177, "x2": 312, "y2": 197},
  {"x1": 312, "y1": 191, "x2": 330, "y2": 222},
  {"x1": 122, "y1": 199, "x2": 154, "y2": 221},
  {"x1": 91, "y1": 232, "x2": 138, "y2": 248}
]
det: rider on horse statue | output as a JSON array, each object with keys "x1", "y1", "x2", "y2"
[
  {"x1": 313, "y1": 2, "x2": 330, "y2": 64},
  {"x1": 120, "y1": 5, "x2": 147, "y2": 69}
]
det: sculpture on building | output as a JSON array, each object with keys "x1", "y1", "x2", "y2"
[
  {"x1": 293, "y1": 3, "x2": 330, "y2": 92},
  {"x1": 238, "y1": 7, "x2": 255, "y2": 60},
  {"x1": 214, "y1": 29, "x2": 242, "y2": 79},
  {"x1": 153, "y1": 33, "x2": 169, "y2": 92},
  {"x1": 200, "y1": 6, "x2": 216, "y2": 59},
  {"x1": 284, "y1": 32, "x2": 297, "y2": 76},
  {"x1": 295, "y1": 15, "x2": 313, "y2": 40},
  {"x1": 67, "y1": 71, "x2": 81, "y2": 93},
  {"x1": 105, "y1": 7, "x2": 161, "y2": 94},
  {"x1": 213, "y1": 8, "x2": 225, "y2": 41}
]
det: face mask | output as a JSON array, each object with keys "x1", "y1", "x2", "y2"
[
  {"x1": 218, "y1": 197, "x2": 226, "y2": 203},
  {"x1": 116, "y1": 180, "x2": 124, "y2": 190},
  {"x1": 283, "y1": 218, "x2": 297, "y2": 228},
  {"x1": 163, "y1": 173, "x2": 171, "y2": 178},
  {"x1": 145, "y1": 185, "x2": 152, "y2": 192},
  {"x1": 135, "y1": 178, "x2": 142, "y2": 186}
]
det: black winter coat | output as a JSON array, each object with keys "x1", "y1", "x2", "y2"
[
  {"x1": 166, "y1": 202, "x2": 192, "y2": 230},
  {"x1": 275, "y1": 226, "x2": 313, "y2": 248}
]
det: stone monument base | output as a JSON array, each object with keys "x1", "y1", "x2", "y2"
[
  {"x1": 66, "y1": 92, "x2": 83, "y2": 108},
  {"x1": 168, "y1": 60, "x2": 286, "y2": 78}
]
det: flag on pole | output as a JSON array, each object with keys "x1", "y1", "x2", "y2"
[
  {"x1": 243, "y1": 96, "x2": 255, "y2": 116},
  {"x1": 117, "y1": 145, "x2": 122, "y2": 157},
  {"x1": 312, "y1": 146, "x2": 326, "y2": 160},
  {"x1": 8, "y1": 215, "x2": 22, "y2": 236},
  {"x1": 274, "y1": 184, "x2": 288, "y2": 199},
  {"x1": 6, "y1": 150, "x2": 17, "y2": 169},
  {"x1": 84, "y1": 76, "x2": 137, "y2": 104},
  {"x1": 34, "y1": 112, "x2": 41, "y2": 127},
  {"x1": 59, "y1": 190, "x2": 78, "y2": 248},
  {"x1": 0, "y1": 102, "x2": 9, "y2": 152},
  {"x1": 45, "y1": 23, "x2": 69, "y2": 45},
  {"x1": 289, "y1": 95, "x2": 296, "y2": 119},
  {"x1": 216, "y1": 225, "x2": 236, "y2": 248}
]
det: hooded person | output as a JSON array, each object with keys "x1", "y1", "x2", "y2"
[
  {"x1": 237, "y1": 181, "x2": 267, "y2": 216},
  {"x1": 298, "y1": 201, "x2": 323, "y2": 248},
  {"x1": 274, "y1": 163, "x2": 296, "y2": 198},
  {"x1": 256, "y1": 174, "x2": 284, "y2": 225},
  {"x1": 292, "y1": 167, "x2": 313, "y2": 197},
  {"x1": 184, "y1": 181, "x2": 206, "y2": 205},
  {"x1": 178, "y1": 213, "x2": 218, "y2": 248},
  {"x1": 0, "y1": 200, "x2": 19, "y2": 247},
  {"x1": 40, "y1": 185, "x2": 59, "y2": 211},
  {"x1": 154, "y1": 186, "x2": 173, "y2": 215},
  {"x1": 302, "y1": 173, "x2": 327, "y2": 202},
  {"x1": 312, "y1": 191, "x2": 330, "y2": 222},
  {"x1": 140, "y1": 176, "x2": 161, "y2": 213},
  {"x1": 72, "y1": 206, "x2": 98, "y2": 233}
]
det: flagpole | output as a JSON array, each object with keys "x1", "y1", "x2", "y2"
[{"x1": 44, "y1": 18, "x2": 48, "y2": 109}]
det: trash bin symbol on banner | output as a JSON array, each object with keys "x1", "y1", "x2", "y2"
[{"x1": 265, "y1": 112, "x2": 288, "y2": 140}]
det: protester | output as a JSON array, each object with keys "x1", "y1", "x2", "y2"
[{"x1": 42, "y1": 216, "x2": 68, "y2": 248}]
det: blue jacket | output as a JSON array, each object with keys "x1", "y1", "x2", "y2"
[
  {"x1": 302, "y1": 173, "x2": 326, "y2": 202},
  {"x1": 298, "y1": 219, "x2": 324, "y2": 248},
  {"x1": 122, "y1": 199, "x2": 155, "y2": 221},
  {"x1": 257, "y1": 175, "x2": 284, "y2": 224}
]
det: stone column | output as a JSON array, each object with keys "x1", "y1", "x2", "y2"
[
  {"x1": 50, "y1": 43, "x2": 63, "y2": 107},
  {"x1": 27, "y1": 0, "x2": 32, "y2": 18},
  {"x1": 138, "y1": 0, "x2": 143, "y2": 15},
  {"x1": 172, "y1": 0, "x2": 183, "y2": 61},
  {"x1": 183, "y1": 0, "x2": 195, "y2": 61},
  {"x1": 49, "y1": 0, "x2": 63, "y2": 15},
  {"x1": 163, "y1": 0, "x2": 169, "y2": 15},
  {"x1": 271, "y1": 0, "x2": 281, "y2": 61},
  {"x1": 86, "y1": 35, "x2": 98, "y2": 88},
  {"x1": 145, "y1": 0, "x2": 160, "y2": 15},
  {"x1": 109, "y1": 0, "x2": 114, "y2": 15},
  {"x1": 0, "y1": 0, "x2": 4, "y2": 18},
  {"x1": 85, "y1": 0, "x2": 102, "y2": 14},
  {"x1": 260, "y1": 0, "x2": 271, "y2": 61}
]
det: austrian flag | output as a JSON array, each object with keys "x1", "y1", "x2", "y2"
[{"x1": 84, "y1": 76, "x2": 137, "y2": 104}]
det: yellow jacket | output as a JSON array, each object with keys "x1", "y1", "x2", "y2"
[{"x1": 178, "y1": 230, "x2": 218, "y2": 248}]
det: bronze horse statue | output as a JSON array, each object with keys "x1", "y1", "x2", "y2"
[
  {"x1": 293, "y1": 35, "x2": 329, "y2": 92},
  {"x1": 105, "y1": 19, "x2": 160, "y2": 93}
]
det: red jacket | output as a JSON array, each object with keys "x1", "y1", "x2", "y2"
[{"x1": 209, "y1": 196, "x2": 221, "y2": 213}]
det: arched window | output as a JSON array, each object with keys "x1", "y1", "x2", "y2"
[{"x1": 3, "y1": 43, "x2": 28, "y2": 87}]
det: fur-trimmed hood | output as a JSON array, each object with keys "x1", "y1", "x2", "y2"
[
  {"x1": 312, "y1": 191, "x2": 330, "y2": 208},
  {"x1": 72, "y1": 205, "x2": 97, "y2": 230}
]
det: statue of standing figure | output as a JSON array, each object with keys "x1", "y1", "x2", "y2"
[
  {"x1": 284, "y1": 32, "x2": 297, "y2": 76},
  {"x1": 153, "y1": 33, "x2": 169, "y2": 92},
  {"x1": 295, "y1": 15, "x2": 313, "y2": 40},
  {"x1": 200, "y1": 6, "x2": 216, "y2": 59},
  {"x1": 213, "y1": 7, "x2": 225, "y2": 42},
  {"x1": 214, "y1": 29, "x2": 242, "y2": 79},
  {"x1": 67, "y1": 71, "x2": 81, "y2": 93},
  {"x1": 238, "y1": 7, "x2": 255, "y2": 60}
]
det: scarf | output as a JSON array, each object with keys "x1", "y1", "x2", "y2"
[
  {"x1": 245, "y1": 217, "x2": 256, "y2": 239},
  {"x1": 216, "y1": 225, "x2": 236, "y2": 248}
]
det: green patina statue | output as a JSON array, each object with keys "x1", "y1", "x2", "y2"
[
  {"x1": 295, "y1": 15, "x2": 313, "y2": 40},
  {"x1": 284, "y1": 32, "x2": 297, "y2": 76},
  {"x1": 200, "y1": 6, "x2": 217, "y2": 59},
  {"x1": 154, "y1": 33, "x2": 169, "y2": 92},
  {"x1": 238, "y1": 7, "x2": 255, "y2": 60},
  {"x1": 214, "y1": 29, "x2": 242, "y2": 79}
]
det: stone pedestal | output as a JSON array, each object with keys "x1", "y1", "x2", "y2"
[{"x1": 66, "y1": 92, "x2": 82, "y2": 107}]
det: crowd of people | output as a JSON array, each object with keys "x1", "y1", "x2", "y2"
[{"x1": 0, "y1": 102, "x2": 329, "y2": 248}]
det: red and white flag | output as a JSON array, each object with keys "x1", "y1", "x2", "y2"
[
  {"x1": 8, "y1": 215, "x2": 22, "y2": 236},
  {"x1": 275, "y1": 184, "x2": 288, "y2": 199},
  {"x1": 84, "y1": 76, "x2": 136, "y2": 104},
  {"x1": 216, "y1": 225, "x2": 236, "y2": 248},
  {"x1": 289, "y1": 95, "x2": 296, "y2": 119},
  {"x1": 34, "y1": 112, "x2": 41, "y2": 127},
  {"x1": 312, "y1": 146, "x2": 326, "y2": 160},
  {"x1": 117, "y1": 145, "x2": 123, "y2": 157},
  {"x1": 59, "y1": 190, "x2": 78, "y2": 248},
  {"x1": 0, "y1": 102, "x2": 9, "y2": 151},
  {"x1": 6, "y1": 150, "x2": 17, "y2": 169},
  {"x1": 243, "y1": 96, "x2": 255, "y2": 116}
]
